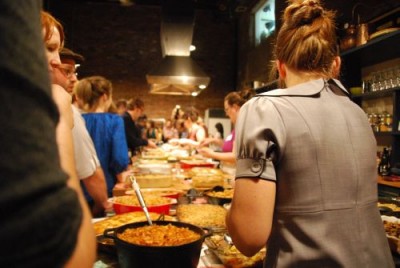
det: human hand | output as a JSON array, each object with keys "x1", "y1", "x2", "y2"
[
  {"x1": 114, "y1": 182, "x2": 128, "y2": 189},
  {"x1": 197, "y1": 147, "x2": 214, "y2": 158},
  {"x1": 199, "y1": 137, "x2": 213, "y2": 147},
  {"x1": 147, "y1": 140, "x2": 158, "y2": 148}
]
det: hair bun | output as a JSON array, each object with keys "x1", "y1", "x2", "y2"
[{"x1": 285, "y1": 0, "x2": 324, "y2": 28}]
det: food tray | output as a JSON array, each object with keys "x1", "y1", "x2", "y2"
[
  {"x1": 381, "y1": 215, "x2": 400, "y2": 254},
  {"x1": 205, "y1": 188, "x2": 234, "y2": 206},
  {"x1": 180, "y1": 160, "x2": 218, "y2": 169},
  {"x1": 110, "y1": 195, "x2": 176, "y2": 215},
  {"x1": 378, "y1": 197, "x2": 400, "y2": 216},
  {"x1": 205, "y1": 234, "x2": 266, "y2": 267},
  {"x1": 134, "y1": 173, "x2": 172, "y2": 188},
  {"x1": 126, "y1": 188, "x2": 184, "y2": 200},
  {"x1": 176, "y1": 204, "x2": 227, "y2": 231},
  {"x1": 136, "y1": 163, "x2": 172, "y2": 174}
]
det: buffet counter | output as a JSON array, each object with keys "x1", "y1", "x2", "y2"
[{"x1": 92, "y1": 148, "x2": 260, "y2": 268}]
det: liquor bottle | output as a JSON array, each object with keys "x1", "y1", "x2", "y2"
[{"x1": 378, "y1": 147, "x2": 391, "y2": 176}]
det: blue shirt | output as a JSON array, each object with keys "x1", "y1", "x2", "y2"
[{"x1": 82, "y1": 113, "x2": 129, "y2": 197}]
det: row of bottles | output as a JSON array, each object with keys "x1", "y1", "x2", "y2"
[{"x1": 367, "y1": 112, "x2": 393, "y2": 132}]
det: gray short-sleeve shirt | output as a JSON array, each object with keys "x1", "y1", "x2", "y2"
[{"x1": 235, "y1": 79, "x2": 393, "y2": 267}]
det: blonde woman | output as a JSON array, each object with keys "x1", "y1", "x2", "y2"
[{"x1": 74, "y1": 76, "x2": 130, "y2": 197}]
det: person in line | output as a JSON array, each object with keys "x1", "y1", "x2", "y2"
[
  {"x1": 123, "y1": 98, "x2": 157, "y2": 156},
  {"x1": 182, "y1": 107, "x2": 206, "y2": 143},
  {"x1": 41, "y1": 10, "x2": 96, "y2": 267},
  {"x1": 198, "y1": 90, "x2": 253, "y2": 164},
  {"x1": 200, "y1": 122, "x2": 224, "y2": 152},
  {"x1": 115, "y1": 98, "x2": 128, "y2": 115},
  {"x1": 137, "y1": 114, "x2": 148, "y2": 139},
  {"x1": 55, "y1": 47, "x2": 110, "y2": 217},
  {"x1": 74, "y1": 76, "x2": 130, "y2": 197},
  {"x1": 0, "y1": 5, "x2": 95, "y2": 266},
  {"x1": 215, "y1": 122, "x2": 224, "y2": 141},
  {"x1": 162, "y1": 119, "x2": 179, "y2": 142},
  {"x1": 226, "y1": 1, "x2": 393, "y2": 267},
  {"x1": 146, "y1": 120, "x2": 158, "y2": 140}
]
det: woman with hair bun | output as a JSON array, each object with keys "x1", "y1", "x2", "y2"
[
  {"x1": 74, "y1": 76, "x2": 130, "y2": 198},
  {"x1": 226, "y1": 1, "x2": 393, "y2": 267}
]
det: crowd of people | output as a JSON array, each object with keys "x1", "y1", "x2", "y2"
[{"x1": 1, "y1": 0, "x2": 394, "y2": 267}]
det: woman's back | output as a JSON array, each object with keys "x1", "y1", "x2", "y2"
[
  {"x1": 83, "y1": 113, "x2": 129, "y2": 196},
  {"x1": 238, "y1": 79, "x2": 392, "y2": 267}
]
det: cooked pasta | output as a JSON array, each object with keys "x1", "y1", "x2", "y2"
[
  {"x1": 206, "y1": 189, "x2": 234, "y2": 199},
  {"x1": 118, "y1": 224, "x2": 200, "y2": 246},
  {"x1": 113, "y1": 195, "x2": 171, "y2": 207}
]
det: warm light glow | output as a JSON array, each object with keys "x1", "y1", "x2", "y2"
[
  {"x1": 179, "y1": 76, "x2": 190, "y2": 83},
  {"x1": 189, "y1": 45, "x2": 196, "y2": 51},
  {"x1": 191, "y1": 92, "x2": 199, "y2": 96},
  {"x1": 198, "y1": 84, "x2": 206, "y2": 89}
]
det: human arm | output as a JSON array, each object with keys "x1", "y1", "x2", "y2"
[
  {"x1": 51, "y1": 84, "x2": 96, "y2": 267},
  {"x1": 111, "y1": 116, "x2": 130, "y2": 182},
  {"x1": 226, "y1": 179, "x2": 275, "y2": 256},
  {"x1": 197, "y1": 147, "x2": 236, "y2": 163},
  {"x1": 146, "y1": 139, "x2": 158, "y2": 148},
  {"x1": 123, "y1": 115, "x2": 150, "y2": 150},
  {"x1": 199, "y1": 136, "x2": 224, "y2": 148},
  {"x1": 82, "y1": 167, "x2": 111, "y2": 217},
  {"x1": 225, "y1": 98, "x2": 284, "y2": 257},
  {"x1": 71, "y1": 106, "x2": 109, "y2": 216}
]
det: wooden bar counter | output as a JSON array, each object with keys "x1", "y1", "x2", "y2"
[{"x1": 378, "y1": 175, "x2": 400, "y2": 197}]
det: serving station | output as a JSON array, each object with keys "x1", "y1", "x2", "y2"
[
  {"x1": 93, "y1": 144, "x2": 400, "y2": 268},
  {"x1": 93, "y1": 146, "x2": 265, "y2": 268}
]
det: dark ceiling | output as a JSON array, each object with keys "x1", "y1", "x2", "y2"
[{"x1": 55, "y1": 0, "x2": 400, "y2": 25}]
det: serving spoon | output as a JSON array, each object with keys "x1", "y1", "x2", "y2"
[{"x1": 130, "y1": 175, "x2": 153, "y2": 225}]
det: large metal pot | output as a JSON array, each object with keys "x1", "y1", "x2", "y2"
[{"x1": 104, "y1": 221, "x2": 211, "y2": 268}]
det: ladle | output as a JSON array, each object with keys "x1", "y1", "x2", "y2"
[{"x1": 130, "y1": 175, "x2": 152, "y2": 225}]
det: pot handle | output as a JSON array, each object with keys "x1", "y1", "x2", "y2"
[
  {"x1": 103, "y1": 227, "x2": 118, "y2": 240},
  {"x1": 202, "y1": 227, "x2": 213, "y2": 238}
]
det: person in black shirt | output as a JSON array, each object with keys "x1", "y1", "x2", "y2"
[{"x1": 123, "y1": 98, "x2": 157, "y2": 155}]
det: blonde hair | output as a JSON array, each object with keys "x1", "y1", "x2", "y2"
[
  {"x1": 274, "y1": 0, "x2": 338, "y2": 80},
  {"x1": 74, "y1": 76, "x2": 113, "y2": 111}
]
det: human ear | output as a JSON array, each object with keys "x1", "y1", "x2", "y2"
[
  {"x1": 332, "y1": 56, "x2": 341, "y2": 78},
  {"x1": 276, "y1": 60, "x2": 286, "y2": 80}
]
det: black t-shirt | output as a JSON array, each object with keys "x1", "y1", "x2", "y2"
[
  {"x1": 0, "y1": 2, "x2": 82, "y2": 267},
  {"x1": 122, "y1": 112, "x2": 148, "y2": 154}
]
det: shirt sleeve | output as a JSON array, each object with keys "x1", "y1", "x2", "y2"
[
  {"x1": 235, "y1": 97, "x2": 286, "y2": 182},
  {"x1": 111, "y1": 116, "x2": 130, "y2": 174},
  {"x1": 72, "y1": 107, "x2": 99, "y2": 179}
]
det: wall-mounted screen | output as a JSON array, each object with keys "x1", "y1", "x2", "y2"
[{"x1": 254, "y1": 0, "x2": 275, "y2": 46}]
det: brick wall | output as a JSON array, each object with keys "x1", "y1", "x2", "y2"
[{"x1": 47, "y1": 0, "x2": 236, "y2": 120}]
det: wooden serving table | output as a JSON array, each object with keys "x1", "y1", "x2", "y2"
[{"x1": 378, "y1": 175, "x2": 400, "y2": 198}]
